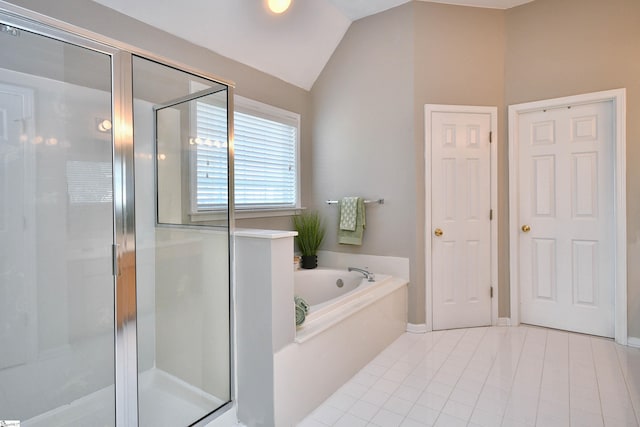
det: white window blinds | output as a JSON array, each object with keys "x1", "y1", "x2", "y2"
[
  {"x1": 194, "y1": 102, "x2": 228, "y2": 210},
  {"x1": 194, "y1": 98, "x2": 299, "y2": 211},
  {"x1": 66, "y1": 160, "x2": 113, "y2": 204}
]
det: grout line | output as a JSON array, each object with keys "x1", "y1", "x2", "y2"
[
  {"x1": 530, "y1": 327, "x2": 549, "y2": 427},
  {"x1": 501, "y1": 326, "x2": 544, "y2": 426},
  {"x1": 614, "y1": 343, "x2": 640, "y2": 426},
  {"x1": 430, "y1": 326, "x2": 489, "y2": 425},
  {"x1": 301, "y1": 327, "x2": 640, "y2": 427},
  {"x1": 474, "y1": 326, "x2": 513, "y2": 424},
  {"x1": 348, "y1": 328, "x2": 450, "y2": 425},
  {"x1": 567, "y1": 332, "x2": 572, "y2": 427},
  {"x1": 394, "y1": 327, "x2": 473, "y2": 426},
  {"x1": 588, "y1": 336, "x2": 607, "y2": 426},
  {"x1": 413, "y1": 328, "x2": 469, "y2": 426},
  {"x1": 496, "y1": 325, "x2": 529, "y2": 426}
]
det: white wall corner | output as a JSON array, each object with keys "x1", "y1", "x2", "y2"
[{"x1": 406, "y1": 323, "x2": 427, "y2": 334}]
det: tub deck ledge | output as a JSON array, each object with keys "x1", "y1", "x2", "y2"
[{"x1": 295, "y1": 276, "x2": 408, "y2": 343}]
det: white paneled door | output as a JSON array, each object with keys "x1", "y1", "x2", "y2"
[
  {"x1": 517, "y1": 101, "x2": 614, "y2": 338},
  {"x1": 430, "y1": 111, "x2": 492, "y2": 330}
]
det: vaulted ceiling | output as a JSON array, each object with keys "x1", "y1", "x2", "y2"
[{"x1": 92, "y1": 0, "x2": 534, "y2": 90}]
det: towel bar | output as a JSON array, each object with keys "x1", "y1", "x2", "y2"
[{"x1": 326, "y1": 199, "x2": 384, "y2": 205}]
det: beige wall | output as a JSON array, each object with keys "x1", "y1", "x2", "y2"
[
  {"x1": 312, "y1": 0, "x2": 639, "y2": 332},
  {"x1": 312, "y1": 2, "x2": 505, "y2": 324},
  {"x1": 505, "y1": 0, "x2": 640, "y2": 336},
  {"x1": 311, "y1": 4, "x2": 418, "y2": 314},
  {"x1": 414, "y1": 2, "x2": 506, "y2": 320}
]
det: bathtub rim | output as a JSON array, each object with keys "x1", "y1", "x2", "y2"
[
  {"x1": 295, "y1": 276, "x2": 408, "y2": 343},
  {"x1": 295, "y1": 268, "x2": 392, "y2": 318},
  {"x1": 294, "y1": 267, "x2": 365, "y2": 307}
]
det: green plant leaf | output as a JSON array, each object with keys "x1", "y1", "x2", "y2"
[{"x1": 292, "y1": 211, "x2": 325, "y2": 256}]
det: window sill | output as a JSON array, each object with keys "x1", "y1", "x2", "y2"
[{"x1": 190, "y1": 207, "x2": 305, "y2": 222}]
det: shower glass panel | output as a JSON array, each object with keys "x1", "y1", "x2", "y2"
[
  {"x1": 0, "y1": 22, "x2": 115, "y2": 425},
  {"x1": 132, "y1": 56, "x2": 231, "y2": 427}
]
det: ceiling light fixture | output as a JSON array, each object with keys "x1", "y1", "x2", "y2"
[{"x1": 267, "y1": 0, "x2": 292, "y2": 14}]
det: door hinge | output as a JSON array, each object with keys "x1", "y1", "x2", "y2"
[
  {"x1": 489, "y1": 209, "x2": 493, "y2": 220},
  {"x1": 490, "y1": 286, "x2": 494, "y2": 298},
  {"x1": 489, "y1": 131, "x2": 493, "y2": 143}
]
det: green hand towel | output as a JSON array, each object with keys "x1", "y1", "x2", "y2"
[
  {"x1": 295, "y1": 295, "x2": 310, "y2": 326},
  {"x1": 339, "y1": 196, "x2": 358, "y2": 231},
  {"x1": 338, "y1": 197, "x2": 365, "y2": 245}
]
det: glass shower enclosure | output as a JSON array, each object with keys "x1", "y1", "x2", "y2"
[
  {"x1": 0, "y1": 5, "x2": 233, "y2": 426},
  {"x1": 132, "y1": 56, "x2": 232, "y2": 427}
]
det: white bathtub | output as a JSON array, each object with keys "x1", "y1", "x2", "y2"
[
  {"x1": 294, "y1": 268, "x2": 403, "y2": 343},
  {"x1": 276, "y1": 267, "x2": 408, "y2": 425},
  {"x1": 295, "y1": 268, "x2": 391, "y2": 321}
]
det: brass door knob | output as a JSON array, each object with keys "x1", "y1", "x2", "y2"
[
  {"x1": 434, "y1": 228, "x2": 443, "y2": 237},
  {"x1": 521, "y1": 224, "x2": 531, "y2": 233}
]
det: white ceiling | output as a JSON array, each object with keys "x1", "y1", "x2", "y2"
[
  {"x1": 330, "y1": 0, "x2": 534, "y2": 20},
  {"x1": 92, "y1": 0, "x2": 534, "y2": 90}
]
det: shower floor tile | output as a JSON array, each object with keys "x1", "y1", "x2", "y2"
[
  {"x1": 139, "y1": 368, "x2": 225, "y2": 426},
  {"x1": 21, "y1": 368, "x2": 225, "y2": 427}
]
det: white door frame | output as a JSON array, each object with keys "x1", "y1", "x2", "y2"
[
  {"x1": 425, "y1": 104, "x2": 498, "y2": 332},
  {"x1": 508, "y1": 89, "x2": 627, "y2": 345}
]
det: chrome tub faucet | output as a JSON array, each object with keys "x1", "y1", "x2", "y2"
[{"x1": 348, "y1": 267, "x2": 375, "y2": 282}]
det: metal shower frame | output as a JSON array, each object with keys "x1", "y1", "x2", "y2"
[{"x1": 0, "y1": 2, "x2": 236, "y2": 425}]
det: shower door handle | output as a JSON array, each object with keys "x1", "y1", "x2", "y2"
[{"x1": 112, "y1": 244, "x2": 120, "y2": 277}]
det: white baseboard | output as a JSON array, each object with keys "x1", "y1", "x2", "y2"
[
  {"x1": 627, "y1": 337, "x2": 640, "y2": 348},
  {"x1": 497, "y1": 317, "x2": 512, "y2": 327},
  {"x1": 406, "y1": 323, "x2": 428, "y2": 334}
]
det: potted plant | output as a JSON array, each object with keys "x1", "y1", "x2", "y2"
[{"x1": 292, "y1": 211, "x2": 325, "y2": 269}]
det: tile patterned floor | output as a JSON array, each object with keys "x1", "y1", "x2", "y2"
[{"x1": 298, "y1": 326, "x2": 640, "y2": 427}]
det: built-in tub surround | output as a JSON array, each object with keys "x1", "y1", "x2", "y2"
[
  {"x1": 276, "y1": 264, "x2": 407, "y2": 425},
  {"x1": 235, "y1": 229, "x2": 298, "y2": 427},
  {"x1": 236, "y1": 234, "x2": 409, "y2": 426}
]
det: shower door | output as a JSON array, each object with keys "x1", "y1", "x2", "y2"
[
  {"x1": 0, "y1": 18, "x2": 117, "y2": 426},
  {"x1": 132, "y1": 56, "x2": 232, "y2": 427},
  {"x1": 0, "y1": 7, "x2": 233, "y2": 427}
]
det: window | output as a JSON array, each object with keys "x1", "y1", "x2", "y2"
[{"x1": 192, "y1": 96, "x2": 300, "y2": 215}]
